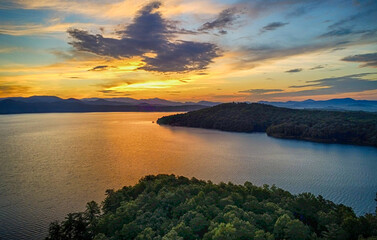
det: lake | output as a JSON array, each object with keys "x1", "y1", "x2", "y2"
[{"x1": 0, "y1": 112, "x2": 376, "y2": 240}]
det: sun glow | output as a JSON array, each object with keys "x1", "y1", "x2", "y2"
[{"x1": 106, "y1": 80, "x2": 187, "y2": 91}]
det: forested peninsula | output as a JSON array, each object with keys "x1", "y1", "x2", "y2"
[
  {"x1": 46, "y1": 174, "x2": 377, "y2": 240},
  {"x1": 157, "y1": 103, "x2": 377, "y2": 147}
]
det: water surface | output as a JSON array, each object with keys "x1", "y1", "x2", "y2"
[{"x1": 0, "y1": 112, "x2": 376, "y2": 240}]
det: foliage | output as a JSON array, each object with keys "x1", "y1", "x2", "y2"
[
  {"x1": 46, "y1": 174, "x2": 377, "y2": 240},
  {"x1": 157, "y1": 103, "x2": 377, "y2": 147}
]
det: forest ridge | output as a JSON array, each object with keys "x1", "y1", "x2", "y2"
[{"x1": 157, "y1": 103, "x2": 377, "y2": 147}]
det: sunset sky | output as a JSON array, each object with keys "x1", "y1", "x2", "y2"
[{"x1": 0, "y1": 0, "x2": 376, "y2": 102}]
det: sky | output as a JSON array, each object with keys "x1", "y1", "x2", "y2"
[{"x1": 0, "y1": 0, "x2": 376, "y2": 102}]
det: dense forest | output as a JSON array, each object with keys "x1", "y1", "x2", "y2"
[
  {"x1": 157, "y1": 103, "x2": 377, "y2": 147},
  {"x1": 46, "y1": 174, "x2": 377, "y2": 240}
]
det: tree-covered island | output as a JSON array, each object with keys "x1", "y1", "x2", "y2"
[
  {"x1": 46, "y1": 174, "x2": 377, "y2": 240},
  {"x1": 157, "y1": 103, "x2": 377, "y2": 147}
]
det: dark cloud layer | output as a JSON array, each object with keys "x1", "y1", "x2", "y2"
[
  {"x1": 342, "y1": 52, "x2": 377, "y2": 68},
  {"x1": 260, "y1": 22, "x2": 288, "y2": 33},
  {"x1": 68, "y1": 2, "x2": 220, "y2": 73},
  {"x1": 198, "y1": 8, "x2": 241, "y2": 33},
  {"x1": 140, "y1": 41, "x2": 219, "y2": 72},
  {"x1": 286, "y1": 68, "x2": 302, "y2": 73},
  {"x1": 237, "y1": 73, "x2": 377, "y2": 99},
  {"x1": 265, "y1": 73, "x2": 377, "y2": 98},
  {"x1": 89, "y1": 65, "x2": 110, "y2": 71}
]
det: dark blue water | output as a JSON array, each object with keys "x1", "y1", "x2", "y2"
[{"x1": 0, "y1": 112, "x2": 376, "y2": 239}]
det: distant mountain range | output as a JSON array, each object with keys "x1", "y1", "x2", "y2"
[
  {"x1": 0, "y1": 96, "x2": 221, "y2": 114},
  {"x1": 81, "y1": 97, "x2": 220, "y2": 107},
  {"x1": 1, "y1": 96, "x2": 376, "y2": 114},
  {"x1": 258, "y1": 98, "x2": 377, "y2": 112}
]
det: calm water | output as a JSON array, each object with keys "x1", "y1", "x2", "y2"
[{"x1": 0, "y1": 112, "x2": 376, "y2": 240}]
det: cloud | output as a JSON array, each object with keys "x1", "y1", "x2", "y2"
[
  {"x1": 260, "y1": 22, "x2": 288, "y2": 34},
  {"x1": 1, "y1": 0, "x2": 224, "y2": 20},
  {"x1": 0, "y1": 47, "x2": 20, "y2": 53},
  {"x1": 239, "y1": 89, "x2": 283, "y2": 94},
  {"x1": 98, "y1": 79, "x2": 186, "y2": 95},
  {"x1": 285, "y1": 1, "x2": 324, "y2": 18},
  {"x1": 319, "y1": 28, "x2": 370, "y2": 38},
  {"x1": 239, "y1": 0, "x2": 307, "y2": 18},
  {"x1": 68, "y1": 2, "x2": 220, "y2": 73},
  {"x1": 263, "y1": 73, "x2": 377, "y2": 98},
  {"x1": 49, "y1": 49, "x2": 73, "y2": 59},
  {"x1": 234, "y1": 0, "x2": 329, "y2": 24},
  {"x1": 68, "y1": 28, "x2": 142, "y2": 58},
  {"x1": 233, "y1": 73, "x2": 377, "y2": 100},
  {"x1": 89, "y1": 65, "x2": 108, "y2": 71},
  {"x1": 328, "y1": 6, "x2": 377, "y2": 30},
  {"x1": 230, "y1": 1, "x2": 377, "y2": 71},
  {"x1": 140, "y1": 41, "x2": 219, "y2": 72},
  {"x1": 320, "y1": 3, "x2": 377, "y2": 40},
  {"x1": 88, "y1": 65, "x2": 117, "y2": 71},
  {"x1": 0, "y1": 22, "x2": 96, "y2": 36},
  {"x1": 198, "y1": 7, "x2": 241, "y2": 33},
  {"x1": 330, "y1": 47, "x2": 346, "y2": 52},
  {"x1": 233, "y1": 34, "x2": 375, "y2": 70},
  {"x1": 98, "y1": 79, "x2": 142, "y2": 90},
  {"x1": 98, "y1": 89, "x2": 132, "y2": 96},
  {"x1": 0, "y1": 83, "x2": 30, "y2": 96},
  {"x1": 285, "y1": 68, "x2": 302, "y2": 73},
  {"x1": 341, "y1": 52, "x2": 377, "y2": 68},
  {"x1": 309, "y1": 65, "x2": 325, "y2": 70}
]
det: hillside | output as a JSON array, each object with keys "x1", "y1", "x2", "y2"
[
  {"x1": 45, "y1": 174, "x2": 377, "y2": 240},
  {"x1": 157, "y1": 103, "x2": 377, "y2": 147}
]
